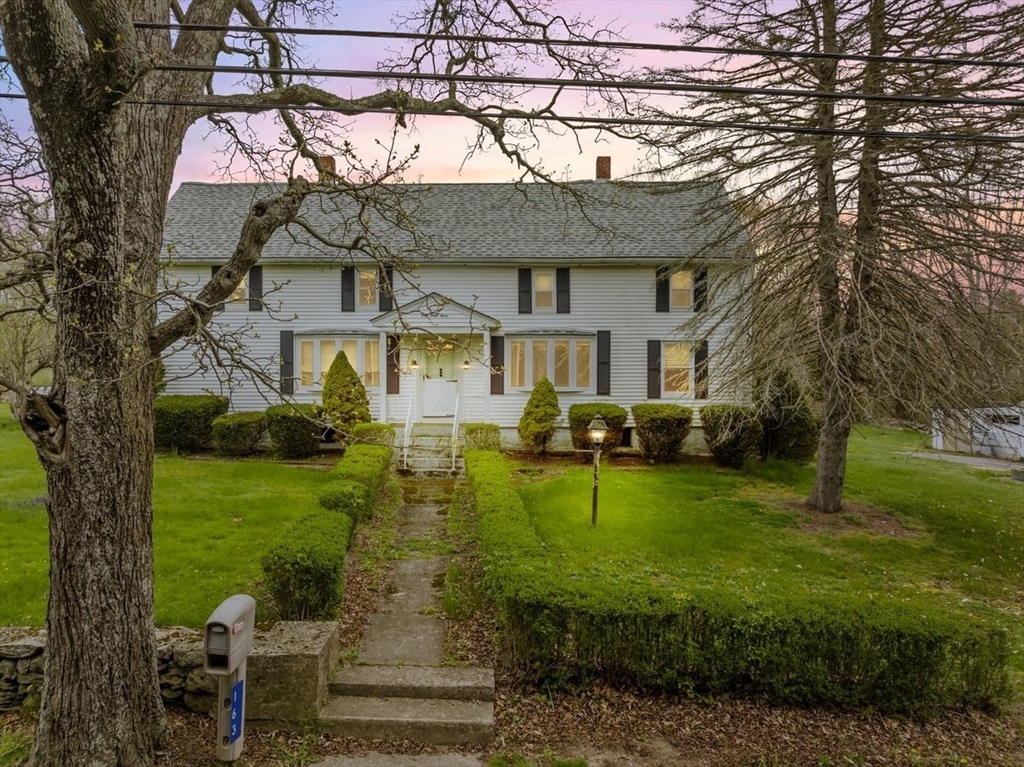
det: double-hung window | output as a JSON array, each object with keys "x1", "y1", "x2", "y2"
[
  {"x1": 670, "y1": 271, "x2": 693, "y2": 309},
  {"x1": 663, "y1": 342, "x2": 692, "y2": 395},
  {"x1": 298, "y1": 336, "x2": 381, "y2": 388},
  {"x1": 508, "y1": 336, "x2": 593, "y2": 391},
  {"x1": 533, "y1": 271, "x2": 554, "y2": 311},
  {"x1": 358, "y1": 269, "x2": 377, "y2": 308}
]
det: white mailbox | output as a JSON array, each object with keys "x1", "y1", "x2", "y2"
[{"x1": 204, "y1": 594, "x2": 256, "y2": 762}]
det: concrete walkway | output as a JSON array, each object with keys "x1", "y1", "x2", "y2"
[
  {"x1": 318, "y1": 478, "x2": 494, "y2": 746},
  {"x1": 900, "y1": 450, "x2": 1020, "y2": 472}
]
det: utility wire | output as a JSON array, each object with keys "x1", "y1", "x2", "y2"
[
  {"x1": 0, "y1": 92, "x2": 1018, "y2": 143},
  {"x1": 133, "y1": 22, "x2": 1024, "y2": 70},
  {"x1": 2, "y1": 56, "x2": 1020, "y2": 108}
]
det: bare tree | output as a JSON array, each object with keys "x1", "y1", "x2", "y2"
[
  {"x1": 0, "y1": 2, "x2": 619, "y2": 764},
  {"x1": 629, "y1": 0, "x2": 1024, "y2": 511}
]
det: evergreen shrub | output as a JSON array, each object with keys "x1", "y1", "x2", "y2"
[
  {"x1": 331, "y1": 443, "x2": 392, "y2": 514},
  {"x1": 700, "y1": 404, "x2": 759, "y2": 468},
  {"x1": 153, "y1": 394, "x2": 229, "y2": 452},
  {"x1": 463, "y1": 423, "x2": 502, "y2": 451},
  {"x1": 266, "y1": 404, "x2": 324, "y2": 458},
  {"x1": 631, "y1": 404, "x2": 693, "y2": 463},
  {"x1": 463, "y1": 450, "x2": 1009, "y2": 715},
  {"x1": 212, "y1": 412, "x2": 267, "y2": 456},
  {"x1": 322, "y1": 351, "x2": 370, "y2": 442},
  {"x1": 318, "y1": 479, "x2": 369, "y2": 531},
  {"x1": 262, "y1": 510, "x2": 351, "y2": 620},
  {"x1": 567, "y1": 403, "x2": 628, "y2": 456},
  {"x1": 349, "y1": 422, "x2": 396, "y2": 447},
  {"x1": 756, "y1": 370, "x2": 819, "y2": 464},
  {"x1": 518, "y1": 377, "x2": 561, "y2": 454}
]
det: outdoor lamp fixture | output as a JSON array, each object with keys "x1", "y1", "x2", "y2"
[
  {"x1": 588, "y1": 415, "x2": 607, "y2": 527},
  {"x1": 462, "y1": 359, "x2": 471, "y2": 370},
  {"x1": 409, "y1": 359, "x2": 419, "y2": 371}
]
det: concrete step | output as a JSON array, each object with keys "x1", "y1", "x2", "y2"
[
  {"x1": 319, "y1": 695, "x2": 493, "y2": 744},
  {"x1": 329, "y1": 665, "x2": 494, "y2": 701},
  {"x1": 312, "y1": 755, "x2": 484, "y2": 767},
  {"x1": 358, "y1": 614, "x2": 446, "y2": 666}
]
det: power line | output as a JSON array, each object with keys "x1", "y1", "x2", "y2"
[
  {"x1": 133, "y1": 22, "x2": 1024, "y2": 70},
  {"x1": 1, "y1": 92, "x2": 1019, "y2": 143},
  {"x1": 3, "y1": 56, "x2": 1020, "y2": 108}
]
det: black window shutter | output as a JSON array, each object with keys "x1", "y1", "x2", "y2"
[
  {"x1": 694, "y1": 266, "x2": 708, "y2": 312},
  {"x1": 655, "y1": 266, "x2": 670, "y2": 312},
  {"x1": 694, "y1": 340, "x2": 709, "y2": 399},
  {"x1": 341, "y1": 267, "x2": 355, "y2": 312},
  {"x1": 647, "y1": 340, "x2": 662, "y2": 400},
  {"x1": 379, "y1": 266, "x2": 394, "y2": 312},
  {"x1": 211, "y1": 266, "x2": 225, "y2": 312},
  {"x1": 556, "y1": 267, "x2": 570, "y2": 314},
  {"x1": 248, "y1": 265, "x2": 263, "y2": 311},
  {"x1": 386, "y1": 334, "x2": 400, "y2": 394},
  {"x1": 597, "y1": 331, "x2": 611, "y2": 396},
  {"x1": 490, "y1": 336, "x2": 505, "y2": 395},
  {"x1": 518, "y1": 268, "x2": 532, "y2": 314},
  {"x1": 280, "y1": 330, "x2": 294, "y2": 395}
]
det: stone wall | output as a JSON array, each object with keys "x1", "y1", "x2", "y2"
[{"x1": 0, "y1": 622, "x2": 338, "y2": 722}]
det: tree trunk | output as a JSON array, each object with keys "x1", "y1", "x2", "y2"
[{"x1": 24, "y1": 107, "x2": 169, "y2": 766}]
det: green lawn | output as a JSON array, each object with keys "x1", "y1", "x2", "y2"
[
  {"x1": 0, "y1": 409, "x2": 332, "y2": 627},
  {"x1": 519, "y1": 426, "x2": 1023, "y2": 667}
]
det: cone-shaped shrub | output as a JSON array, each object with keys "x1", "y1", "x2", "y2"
[
  {"x1": 518, "y1": 377, "x2": 561, "y2": 454},
  {"x1": 322, "y1": 351, "x2": 370, "y2": 442}
]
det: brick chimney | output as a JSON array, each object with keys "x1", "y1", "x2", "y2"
[
  {"x1": 596, "y1": 156, "x2": 611, "y2": 180},
  {"x1": 316, "y1": 155, "x2": 337, "y2": 178}
]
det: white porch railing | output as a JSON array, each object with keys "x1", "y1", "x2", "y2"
[
  {"x1": 451, "y1": 395, "x2": 461, "y2": 473},
  {"x1": 402, "y1": 396, "x2": 414, "y2": 471}
]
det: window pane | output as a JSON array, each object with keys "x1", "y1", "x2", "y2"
[
  {"x1": 575, "y1": 341, "x2": 591, "y2": 388},
  {"x1": 341, "y1": 340, "x2": 358, "y2": 369},
  {"x1": 554, "y1": 340, "x2": 570, "y2": 387},
  {"x1": 664, "y1": 342, "x2": 691, "y2": 394},
  {"x1": 363, "y1": 340, "x2": 380, "y2": 387},
  {"x1": 230, "y1": 276, "x2": 247, "y2": 302},
  {"x1": 534, "y1": 272, "x2": 553, "y2": 309},
  {"x1": 510, "y1": 341, "x2": 526, "y2": 388},
  {"x1": 532, "y1": 341, "x2": 548, "y2": 385},
  {"x1": 319, "y1": 340, "x2": 336, "y2": 384},
  {"x1": 671, "y1": 270, "x2": 693, "y2": 309},
  {"x1": 358, "y1": 269, "x2": 377, "y2": 306},
  {"x1": 300, "y1": 340, "x2": 314, "y2": 386}
]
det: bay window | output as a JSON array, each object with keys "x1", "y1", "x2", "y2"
[
  {"x1": 298, "y1": 335, "x2": 380, "y2": 389},
  {"x1": 508, "y1": 336, "x2": 594, "y2": 391}
]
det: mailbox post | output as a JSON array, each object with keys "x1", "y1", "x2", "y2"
[{"x1": 204, "y1": 595, "x2": 256, "y2": 762}]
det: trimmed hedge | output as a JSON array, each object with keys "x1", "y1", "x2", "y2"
[
  {"x1": 262, "y1": 509, "x2": 352, "y2": 620},
  {"x1": 700, "y1": 404, "x2": 759, "y2": 468},
  {"x1": 567, "y1": 403, "x2": 628, "y2": 456},
  {"x1": 212, "y1": 412, "x2": 267, "y2": 456},
  {"x1": 350, "y1": 422, "x2": 396, "y2": 448},
  {"x1": 464, "y1": 423, "x2": 502, "y2": 451},
  {"x1": 318, "y1": 478, "x2": 370, "y2": 530},
  {"x1": 331, "y1": 443, "x2": 392, "y2": 514},
  {"x1": 154, "y1": 395, "x2": 229, "y2": 452},
  {"x1": 465, "y1": 450, "x2": 1011, "y2": 716},
  {"x1": 631, "y1": 404, "x2": 693, "y2": 463},
  {"x1": 266, "y1": 404, "x2": 324, "y2": 458}
]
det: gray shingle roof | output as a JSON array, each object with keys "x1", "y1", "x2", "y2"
[{"x1": 164, "y1": 180, "x2": 748, "y2": 264}]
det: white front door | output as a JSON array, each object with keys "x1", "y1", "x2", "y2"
[{"x1": 421, "y1": 344, "x2": 459, "y2": 418}]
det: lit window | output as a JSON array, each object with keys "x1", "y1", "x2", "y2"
[
  {"x1": 534, "y1": 271, "x2": 554, "y2": 310},
  {"x1": 510, "y1": 341, "x2": 526, "y2": 388},
  {"x1": 358, "y1": 269, "x2": 377, "y2": 307},
  {"x1": 295, "y1": 335, "x2": 381, "y2": 390},
  {"x1": 664, "y1": 343, "x2": 691, "y2": 394},
  {"x1": 670, "y1": 271, "x2": 693, "y2": 309},
  {"x1": 508, "y1": 336, "x2": 594, "y2": 391}
]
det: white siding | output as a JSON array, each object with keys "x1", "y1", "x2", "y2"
[{"x1": 160, "y1": 262, "x2": 747, "y2": 426}]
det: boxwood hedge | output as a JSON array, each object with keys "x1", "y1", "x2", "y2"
[
  {"x1": 266, "y1": 403, "x2": 324, "y2": 458},
  {"x1": 212, "y1": 412, "x2": 267, "y2": 456},
  {"x1": 464, "y1": 450, "x2": 1010, "y2": 716},
  {"x1": 331, "y1": 443, "x2": 392, "y2": 514},
  {"x1": 567, "y1": 403, "x2": 628, "y2": 456},
  {"x1": 631, "y1": 404, "x2": 693, "y2": 463},
  {"x1": 154, "y1": 394, "x2": 229, "y2": 452}
]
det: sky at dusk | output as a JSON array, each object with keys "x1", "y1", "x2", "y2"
[{"x1": 174, "y1": 0, "x2": 693, "y2": 188}]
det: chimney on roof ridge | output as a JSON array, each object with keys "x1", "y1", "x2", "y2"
[
  {"x1": 316, "y1": 155, "x2": 337, "y2": 180},
  {"x1": 596, "y1": 156, "x2": 611, "y2": 180}
]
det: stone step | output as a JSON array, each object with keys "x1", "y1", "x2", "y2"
[
  {"x1": 329, "y1": 665, "x2": 494, "y2": 701},
  {"x1": 311, "y1": 754, "x2": 484, "y2": 767},
  {"x1": 319, "y1": 695, "x2": 493, "y2": 745}
]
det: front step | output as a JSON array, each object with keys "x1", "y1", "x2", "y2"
[
  {"x1": 319, "y1": 695, "x2": 493, "y2": 744},
  {"x1": 330, "y1": 665, "x2": 494, "y2": 701}
]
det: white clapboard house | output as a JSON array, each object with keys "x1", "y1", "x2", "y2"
[{"x1": 160, "y1": 158, "x2": 750, "y2": 448}]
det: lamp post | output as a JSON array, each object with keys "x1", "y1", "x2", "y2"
[{"x1": 588, "y1": 415, "x2": 607, "y2": 527}]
